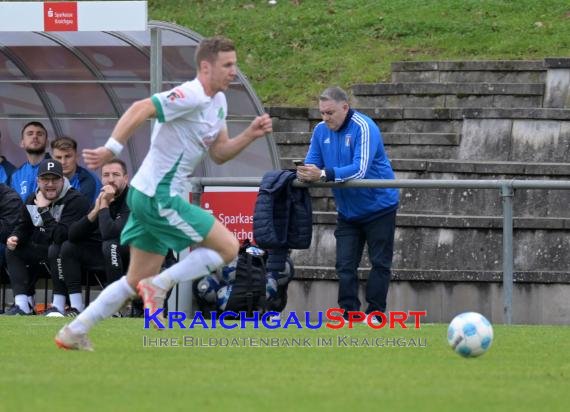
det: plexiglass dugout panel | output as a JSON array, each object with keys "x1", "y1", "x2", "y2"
[{"x1": 0, "y1": 22, "x2": 278, "y2": 175}]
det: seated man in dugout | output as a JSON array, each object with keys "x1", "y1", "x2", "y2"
[
  {"x1": 59, "y1": 159, "x2": 133, "y2": 314},
  {"x1": 0, "y1": 183, "x2": 22, "y2": 291},
  {"x1": 3, "y1": 159, "x2": 90, "y2": 316},
  {"x1": 0, "y1": 130, "x2": 17, "y2": 185},
  {"x1": 51, "y1": 136, "x2": 102, "y2": 206}
]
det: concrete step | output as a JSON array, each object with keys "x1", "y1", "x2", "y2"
[
  {"x1": 291, "y1": 266, "x2": 570, "y2": 283},
  {"x1": 301, "y1": 159, "x2": 570, "y2": 216},
  {"x1": 275, "y1": 131, "x2": 460, "y2": 146},
  {"x1": 311, "y1": 211, "x2": 570, "y2": 230},
  {"x1": 384, "y1": 132, "x2": 460, "y2": 145},
  {"x1": 291, "y1": 220, "x2": 570, "y2": 273},
  {"x1": 391, "y1": 159, "x2": 570, "y2": 175},
  {"x1": 391, "y1": 60, "x2": 546, "y2": 84},
  {"x1": 279, "y1": 154, "x2": 570, "y2": 177},
  {"x1": 351, "y1": 82, "x2": 544, "y2": 108},
  {"x1": 269, "y1": 106, "x2": 570, "y2": 133},
  {"x1": 275, "y1": 131, "x2": 462, "y2": 162},
  {"x1": 271, "y1": 109, "x2": 570, "y2": 163}
]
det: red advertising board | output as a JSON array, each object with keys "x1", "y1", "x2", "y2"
[
  {"x1": 198, "y1": 187, "x2": 259, "y2": 243},
  {"x1": 44, "y1": 2, "x2": 78, "y2": 32}
]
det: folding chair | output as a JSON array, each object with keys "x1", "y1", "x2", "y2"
[
  {"x1": 84, "y1": 268, "x2": 106, "y2": 306},
  {"x1": 0, "y1": 265, "x2": 8, "y2": 313}
]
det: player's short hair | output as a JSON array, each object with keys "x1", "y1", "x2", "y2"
[
  {"x1": 319, "y1": 87, "x2": 349, "y2": 104},
  {"x1": 51, "y1": 136, "x2": 78, "y2": 152},
  {"x1": 195, "y1": 36, "x2": 236, "y2": 67},
  {"x1": 21, "y1": 121, "x2": 48, "y2": 139},
  {"x1": 102, "y1": 158, "x2": 128, "y2": 175}
]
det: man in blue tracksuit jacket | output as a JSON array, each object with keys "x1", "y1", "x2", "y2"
[
  {"x1": 297, "y1": 86, "x2": 399, "y2": 322},
  {"x1": 10, "y1": 121, "x2": 51, "y2": 200}
]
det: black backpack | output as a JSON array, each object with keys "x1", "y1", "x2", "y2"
[
  {"x1": 193, "y1": 242, "x2": 295, "y2": 318},
  {"x1": 265, "y1": 255, "x2": 295, "y2": 313},
  {"x1": 224, "y1": 240, "x2": 267, "y2": 316}
]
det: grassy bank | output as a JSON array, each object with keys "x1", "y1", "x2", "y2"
[{"x1": 149, "y1": 0, "x2": 570, "y2": 106}]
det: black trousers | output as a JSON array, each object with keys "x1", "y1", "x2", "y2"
[
  {"x1": 5, "y1": 242, "x2": 64, "y2": 296},
  {"x1": 335, "y1": 210, "x2": 397, "y2": 314},
  {"x1": 59, "y1": 239, "x2": 130, "y2": 294}
]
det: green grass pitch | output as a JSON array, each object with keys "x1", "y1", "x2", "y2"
[{"x1": 1, "y1": 317, "x2": 568, "y2": 411}]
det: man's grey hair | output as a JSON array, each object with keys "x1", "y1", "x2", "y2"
[{"x1": 319, "y1": 86, "x2": 349, "y2": 104}]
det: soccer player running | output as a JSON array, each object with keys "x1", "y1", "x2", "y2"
[{"x1": 55, "y1": 36, "x2": 272, "y2": 351}]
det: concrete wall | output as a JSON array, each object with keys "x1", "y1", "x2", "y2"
[{"x1": 284, "y1": 279, "x2": 570, "y2": 325}]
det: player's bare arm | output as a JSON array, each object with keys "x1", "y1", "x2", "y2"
[
  {"x1": 82, "y1": 98, "x2": 156, "y2": 170},
  {"x1": 208, "y1": 113, "x2": 272, "y2": 164}
]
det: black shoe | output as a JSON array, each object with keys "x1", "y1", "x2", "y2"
[
  {"x1": 43, "y1": 306, "x2": 64, "y2": 317},
  {"x1": 3, "y1": 304, "x2": 33, "y2": 316},
  {"x1": 130, "y1": 305, "x2": 144, "y2": 318},
  {"x1": 343, "y1": 311, "x2": 365, "y2": 322},
  {"x1": 65, "y1": 307, "x2": 80, "y2": 317}
]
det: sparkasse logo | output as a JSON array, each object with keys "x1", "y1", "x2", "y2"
[{"x1": 44, "y1": 2, "x2": 77, "y2": 32}]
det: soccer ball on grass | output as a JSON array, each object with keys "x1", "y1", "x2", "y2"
[{"x1": 447, "y1": 312, "x2": 493, "y2": 357}]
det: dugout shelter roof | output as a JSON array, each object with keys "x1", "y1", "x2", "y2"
[{"x1": 0, "y1": 21, "x2": 280, "y2": 176}]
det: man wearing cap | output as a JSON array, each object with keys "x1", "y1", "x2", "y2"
[{"x1": 3, "y1": 159, "x2": 90, "y2": 316}]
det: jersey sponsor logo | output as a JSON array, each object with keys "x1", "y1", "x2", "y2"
[
  {"x1": 202, "y1": 134, "x2": 216, "y2": 148},
  {"x1": 166, "y1": 88, "x2": 185, "y2": 102}
]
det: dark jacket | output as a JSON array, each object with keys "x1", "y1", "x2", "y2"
[
  {"x1": 0, "y1": 156, "x2": 16, "y2": 185},
  {"x1": 68, "y1": 186, "x2": 130, "y2": 243},
  {"x1": 0, "y1": 184, "x2": 22, "y2": 243},
  {"x1": 253, "y1": 170, "x2": 312, "y2": 250},
  {"x1": 12, "y1": 179, "x2": 90, "y2": 254},
  {"x1": 69, "y1": 166, "x2": 102, "y2": 206},
  {"x1": 253, "y1": 170, "x2": 312, "y2": 273}
]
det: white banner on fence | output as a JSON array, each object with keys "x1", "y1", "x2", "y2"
[{"x1": 0, "y1": 1, "x2": 147, "y2": 32}]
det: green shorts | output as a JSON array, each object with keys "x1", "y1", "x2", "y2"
[{"x1": 121, "y1": 187, "x2": 215, "y2": 255}]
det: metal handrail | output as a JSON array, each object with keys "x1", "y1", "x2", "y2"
[{"x1": 190, "y1": 177, "x2": 570, "y2": 325}]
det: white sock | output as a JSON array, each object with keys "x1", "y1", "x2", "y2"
[
  {"x1": 68, "y1": 276, "x2": 135, "y2": 335},
  {"x1": 152, "y1": 247, "x2": 224, "y2": 290},
  {"x1": 69, "y1": 293, "x2": 84, "y2": 312},
  {"x1": 15, "y1": 295, "x2": 31, "y2": 313},
  {"x1": 52, "y1": 294, "x2": 66, "y2": 313}
]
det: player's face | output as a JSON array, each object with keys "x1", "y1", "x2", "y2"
[
  {"x1": 52, "y1": 148, "x2": 78, "y2": 178},
  {"x1": 38, "y1": 175, "x2": 63, "y2": 200},
  {"x1": 101, "y1": 163, "x2": 128, "y2": 196},
  {"x1": 319, "y1": 99, "x2": 349, "y2": 131},
  {"x1": 208, "y1": 51, "x2": 237, "y2": 93},
  {"x1": 21, "y1": 125, "x2": 47, "y2": 155}
]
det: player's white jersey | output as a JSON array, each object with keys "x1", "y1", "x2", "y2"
[{"x1": 131, "y1": 79, "x2": 227, "y2": 197}]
